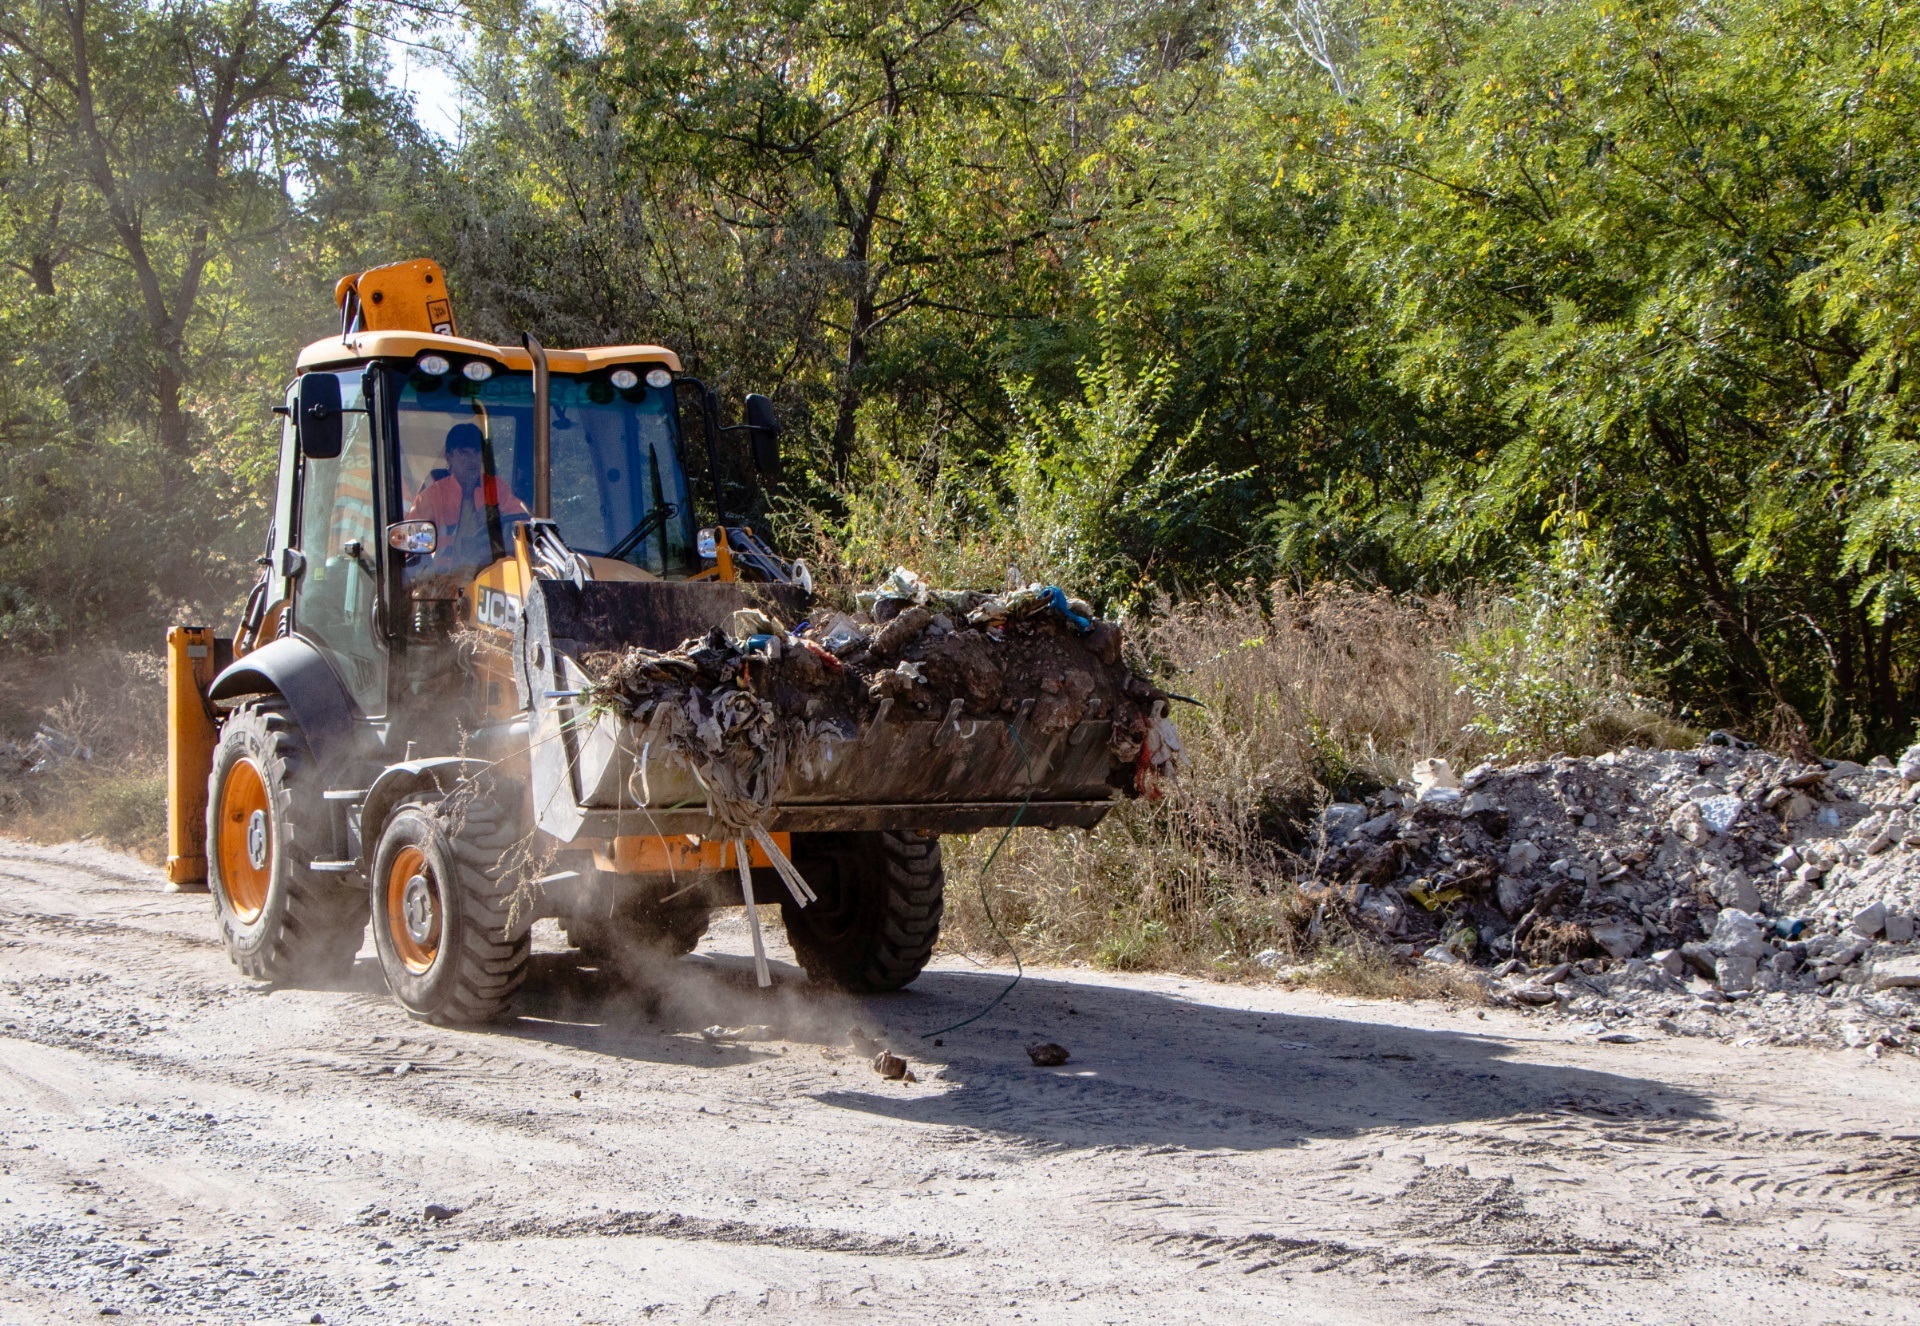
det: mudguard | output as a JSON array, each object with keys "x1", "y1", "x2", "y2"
[
  {"x1": 357, "y1": 758, "x2": 495, "y2": 871},
  {"x1": 207, "y1": 635, "x2": 363, "y2": 770}
]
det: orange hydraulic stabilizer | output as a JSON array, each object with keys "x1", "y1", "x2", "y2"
[
  {"x1": 165, "y1": 625, "x2": 219, "y2": 888},
  {"x1": 335, "y1": 258, "x2": 456, "y2": 336}
]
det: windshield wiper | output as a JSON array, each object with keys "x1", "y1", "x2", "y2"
[{"x1": 603, "y1": 503, "x2": 678, "y2": 564}]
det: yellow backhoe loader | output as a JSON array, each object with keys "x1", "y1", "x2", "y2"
[{"x1": 164, "y1": 260, "x2": 1130, "y2": 1023}]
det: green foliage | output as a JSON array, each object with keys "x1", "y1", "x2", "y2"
[
  {"x1": 18, "y1": 0, "x2": 1920, "y2": 758},
  {"x1": 1450, "y1": 525, "x2": 1648, "y2": 757}
]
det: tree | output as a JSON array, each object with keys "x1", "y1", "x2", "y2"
[{"x1": 0, "y1": 0, "x2": 355, "y2": 453}]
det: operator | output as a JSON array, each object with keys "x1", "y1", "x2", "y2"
[{"x1": 405, "y1": 422, "x2": 527, "y2": 568}]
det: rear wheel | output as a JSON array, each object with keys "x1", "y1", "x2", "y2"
[
  {"x1": 781, "y1": 830, "x2": 944, "y2": 992},
  {"x1": 368, "y1": 788, "x2": 530, "y2": 1024},
  {"x1": 206, "y1": 700, "x2": 365, "y2": 982}
]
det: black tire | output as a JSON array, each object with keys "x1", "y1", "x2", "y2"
[
  {"x1": 781, "y1": 830, "x2": 944, "y2": 992},
  {"x1": 206, "y1": 700, "x2": 366, "y2": 983},
  {"x1": 368, "y1": 787, "x2": 530, "y2": 1024},
  {"x1": 564, "y1": 905, "x2": 711, "y2": 962}
]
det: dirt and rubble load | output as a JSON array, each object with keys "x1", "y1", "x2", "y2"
[
  {"x1": 1299, "y1": 738, "x2": 1920, "y2": 1053},
  {"x1": 577, "y1": 567, "x2": 1186, "y2": 830}
]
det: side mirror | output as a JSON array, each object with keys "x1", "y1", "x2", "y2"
[
  {"x1": 298, "y1": 372, "x2": 343, "y2": 460},
  {"x1": 744, "y1": 393, "x2": 781, "y2": 475}
]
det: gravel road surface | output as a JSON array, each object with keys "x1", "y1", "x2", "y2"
[{"x1": 0, "y1": 837, "x2": 1915, "y2": 1323}]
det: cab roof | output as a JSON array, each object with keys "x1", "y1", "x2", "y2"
[{"x1": 295, "y1": 330, "x2": 683, "y2": 376}]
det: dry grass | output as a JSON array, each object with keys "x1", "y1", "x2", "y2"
[
  {"x1": 936, "y1": 584, "x2": 1692, "y2": 991},
  {"x1": 0, "y1": 650, "x2": 169, "y2": 860}
]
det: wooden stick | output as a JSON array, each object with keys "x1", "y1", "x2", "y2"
[
  {"x1": 736, "y1": 838, "x2": 771, "y2": 987},
  {"x1": 750, "y1": 823, "x2": 817, "y2": 906}
]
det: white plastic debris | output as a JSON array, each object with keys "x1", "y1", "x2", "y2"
[{"x1": 1412, "y1": 758, "x2": 1462, "y2": 798}]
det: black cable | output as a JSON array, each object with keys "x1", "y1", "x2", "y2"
[{"x1": 921, "y1": 723, "x2": 1035, "y2": 1040}]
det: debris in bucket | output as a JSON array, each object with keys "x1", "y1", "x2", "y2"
[
  {"x1": 579, "y1": 567, "x2": 1189, "y2": 831},
  {"x1": 1293, "y1": 742, "x2": 1920, "y2": 1053},
  {"x1": 1026, "y1": 1042, "x2": 1070, "y2": 1067}
]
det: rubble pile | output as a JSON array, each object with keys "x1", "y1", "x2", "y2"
[
  {"x1": 1304, "y1": 738, "x2": 1920, "y2": 1053},
  {"x1": 581, "y1": 567, "x2": 1185, "y2": 827}
]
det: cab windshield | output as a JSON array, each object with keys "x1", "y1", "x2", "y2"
[{"x1": 389, "y1": 364, "x2": 700, "y2": 588}]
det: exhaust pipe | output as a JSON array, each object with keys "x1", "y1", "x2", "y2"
[{"x1": 522, "y1": 331, "x2": 550, "y2": 518}]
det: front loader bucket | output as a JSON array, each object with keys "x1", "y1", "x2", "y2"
[{"x1": 514, "y1": 579, "x2": 1124, "y2": 842}]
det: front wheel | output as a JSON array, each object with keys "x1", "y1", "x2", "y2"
[
  {"x1": 368, "y1": 796, "x2": 529, "y2": 1024},
  {"x1": 781, "y1": 830, "x2": 944, "y2": 992}
]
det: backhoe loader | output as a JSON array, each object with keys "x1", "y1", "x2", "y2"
[{"x1": 164, "y1": 259, "x2": 1132, "y2": 1023}]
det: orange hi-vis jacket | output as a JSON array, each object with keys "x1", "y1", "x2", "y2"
[{"x1": 405, "y1": 475, "x2": 528, "y2": 545}]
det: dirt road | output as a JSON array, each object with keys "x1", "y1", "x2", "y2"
[{"x1": 0, "y1": 836, "x2": 1915, "y2": 1324}]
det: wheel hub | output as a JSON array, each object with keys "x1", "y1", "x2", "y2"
[
  {"x1": 402, "y1": 874, "x2": 436, "y2": 944},
  {"x1": 245, "y1": 809, "x2": 269, "y2": 871}
]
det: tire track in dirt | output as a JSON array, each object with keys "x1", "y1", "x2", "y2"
[{"x1": 3, "y1": 836, "x2": 1919, "y2": 1324}]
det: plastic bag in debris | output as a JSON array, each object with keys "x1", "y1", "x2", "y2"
[
  {"x1": 962, "y1": 583, "x2": 1097, "y2": 634},
  {"x1": 813, "y1": 612, "x2": 867, "y2": 655},
  {"x1": 729, "y1": 607, "x2": 784, "y2": 639},
  {"x1": 878, "y1": 566, "x2": 929, "y2": 604},
  {"x1": 1144, "y1": 706, "x2": 1186, "y2": 773}
]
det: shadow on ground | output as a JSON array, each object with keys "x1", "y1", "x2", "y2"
[{"x1": 492, "y1": 947, "x2": 1711, "y2": 1152}]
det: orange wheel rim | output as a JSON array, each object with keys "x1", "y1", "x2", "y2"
[
  {"x1": 215, "y1": 758, "x2": 271, "y2": 923},
  {"x1": 386, "y1": 845, "x2": 441, "y2": 973}
]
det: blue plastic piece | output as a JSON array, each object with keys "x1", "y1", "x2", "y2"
[{"x1": 1038, "y1": 585, "x2": 1093, "y2": 634}]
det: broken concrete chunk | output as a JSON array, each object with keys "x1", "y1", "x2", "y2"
[
  {"x1": 1588, "y1": 920, "x2": 1647, "y2": 960},
  {"x1": 872, "y1": 1050, "x2": 910, "y2": 1079},
  {"x1": 1496, "y1": 874, "x2": 1536, "y2": 919},
  {"x1": 1026, "y1": 1042, "x2": 1070, "y2": 1067},
  {"x1": 1852, "y1": 901, "x2": 1888, "y2": 937},
  {"x1": 1670, "y1": 802, "x2": 1711, "y2": 845},
  {"x1": 1714, "y1": 872, "x2": 1765, "y2": 914},
  {"x1": 1651, "y1": 948, "x2": 1688, "y2": 980},
  {"x1": 1871, "y1": 955, "x2": 1920, "y2": 989},
  {"x1": 1884, "y1": 913, "x2": 1915, "y2": 943},
  {"x1": 1698, "y1": 795, "x2": 1743, "y2": 835},
  {"x1": 1714, "y1": 953, "x2": 1759, "y2": 992},
  {"x1": 1899, "y1": 743, "x2": 1920, "y2": 783},
  {"x1": 1708, "y1": 909, "x2": 1769, "y2": 961},
  {"x1": 1359, "y1": 811, "x2": 1398, "y2": 839},
  {"x1": 1679, "y1": 942, "x2": 1719, "y2": 979},
  {"x1": 1318, "y1": 803, "x2": 1370, "y2": 845}
]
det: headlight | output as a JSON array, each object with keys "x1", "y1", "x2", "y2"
[
  {"x1": 462, "y1": 360, "x2": 494, "y2": 382},
  {"x1": 610, "y1": 368, "x2": 638, "y2": 390},
  {"x1": 646, "y1": 368, "x2": 674, "y2": 389},
  {"x1": 416, "y1": 354, "x2": 450, "y2": 376}
]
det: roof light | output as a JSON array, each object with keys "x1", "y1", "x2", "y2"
[
  {"x1": 416, "y1": 354, "x2": 450, "y2": 376},
  {"x1": 610, "y1": 369, "x2": 638, "y2": 390},
  {"x1": 462, "y1": 360, "x2": 494, "y2": 382},
  {"x1": 646, "y1": 368, "x2": 674, "y2": 389}
]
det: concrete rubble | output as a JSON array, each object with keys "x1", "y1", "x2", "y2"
[{"x1": 1302, "y1": 736, "x2": 1920, "y2": 1054}]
